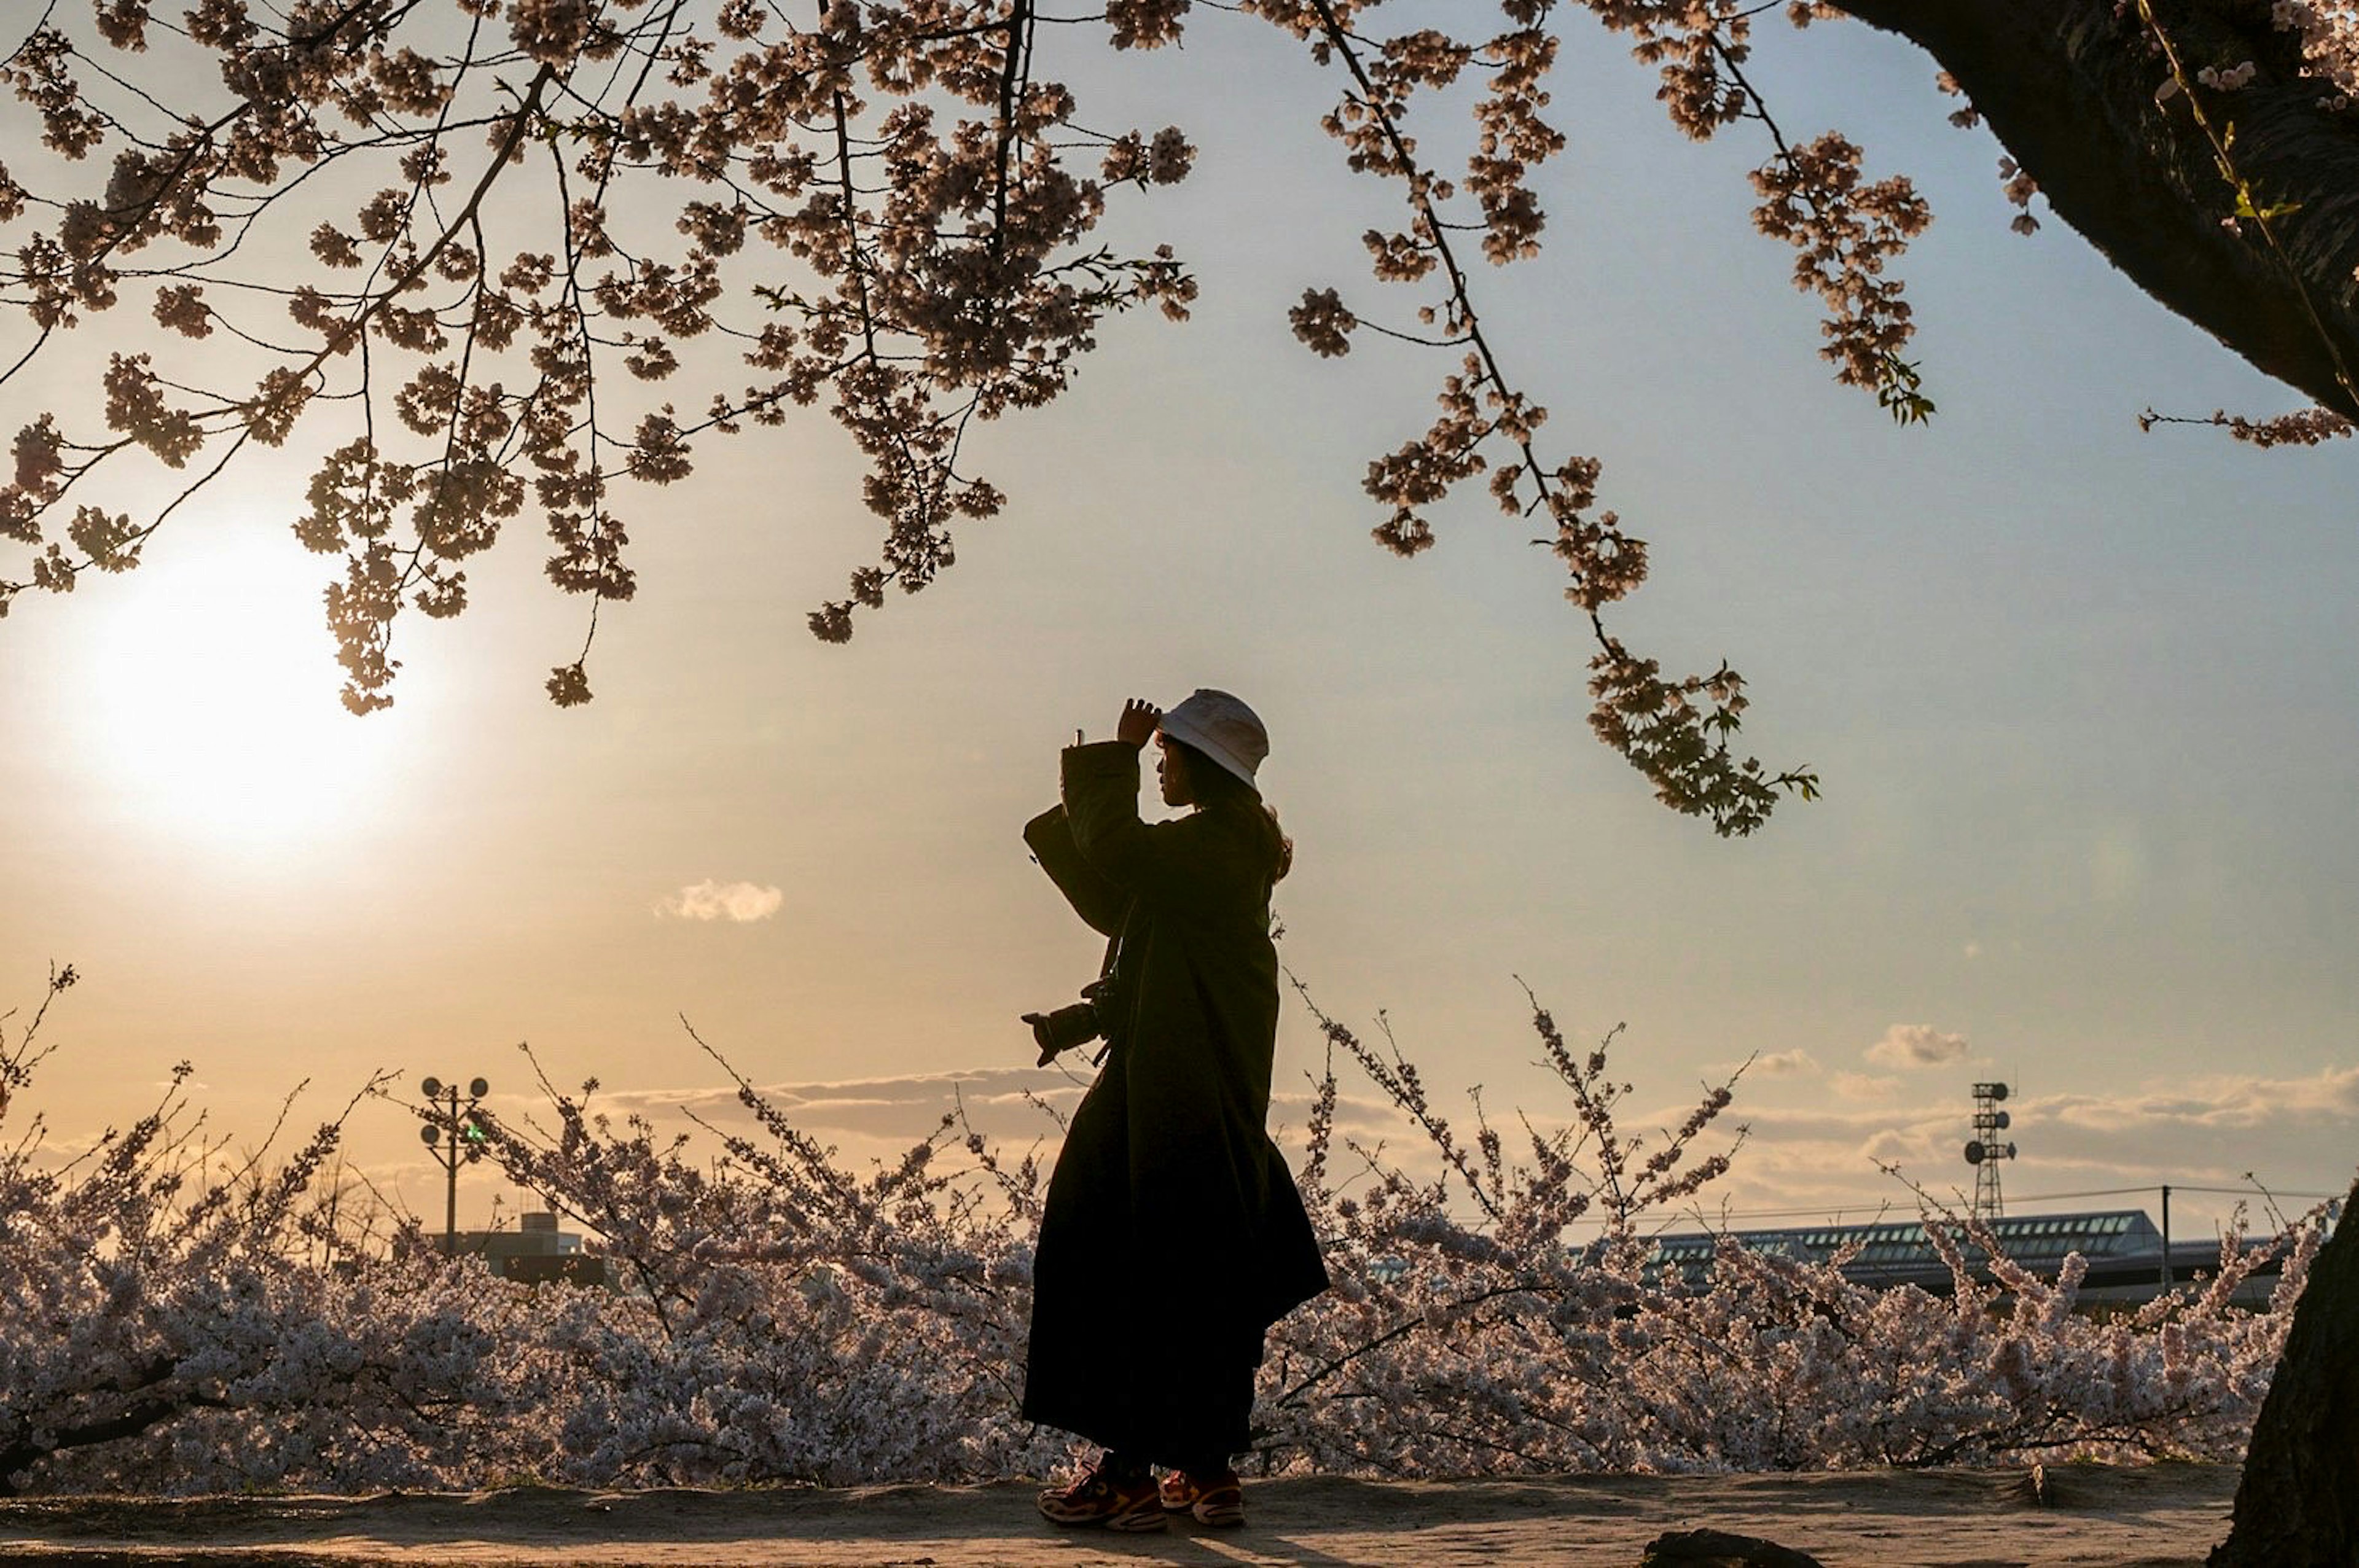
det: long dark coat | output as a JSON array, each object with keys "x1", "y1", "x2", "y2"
[{"x1": 1020, "y1": 741, "x2": 1328, "y2": 1467}]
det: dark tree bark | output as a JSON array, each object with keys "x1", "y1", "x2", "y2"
[
  {"x1": 1836, "y1": 0, "x2": 2359, "y2": 419},
  {"x1": 2205, "y1": 1178, "x2": 2359, "y2": 1567}
]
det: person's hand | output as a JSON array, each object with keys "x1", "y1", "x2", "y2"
[
  {"x1": 1021, "y1": 1012, "x2": 1059, "y2": 1067},
  {"x1": 1115, "y1": 698, "x2": 1161, "y2": 749}
]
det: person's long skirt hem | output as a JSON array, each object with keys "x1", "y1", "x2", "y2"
[{"x1": 1021, "y1": 1368, "x2": 1257, "y2": 1471}]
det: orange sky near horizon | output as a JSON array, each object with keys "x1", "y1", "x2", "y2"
[{"x1": 3, "y1": 10, "x2": 2355, "y2": 1245}]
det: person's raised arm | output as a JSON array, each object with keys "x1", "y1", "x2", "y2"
[
  {"x1": 1063, "y1": 698, "x2": 1198, "y2": 899},
  {"x1": 1023, "y1": 802, "x2": 1128, "y2": 937}
]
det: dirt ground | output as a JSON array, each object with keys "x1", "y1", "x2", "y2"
[{"x1": 0, "y1": 1464, "x2": 2240, "y2": 1567}]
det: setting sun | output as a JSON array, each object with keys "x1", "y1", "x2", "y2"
[{"x1": 76, "y1": 531, "x2": 397, "y2": 848}]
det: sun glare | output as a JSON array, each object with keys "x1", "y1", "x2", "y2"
[{"x1": 80, "y1": 532, "x2": 401, "y2": 849}]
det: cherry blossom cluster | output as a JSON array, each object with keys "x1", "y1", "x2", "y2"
[
  {"x1": 2140, "y1": 405, "x2": 2356, "y2": 445},
  {"x1": 1748, "y1": 134, "x2": 1931, "y2": 394},
  {"x1": 0, "y1": 1, "x2": 1945, "y2": 832},
  {"x1": 1933, "y1": 70, "x2": 1979, "y2": 130},
  {"x1": 1570, "y1": 1, "x2": 1932, "y2": 405},
  {"x1": 1, "y1": 966, "x2": 2322, "y2": 1494},
  {"x1": 1262, "y1": 994, "x2": 2315, "y2": 1472},
  {"x1": 1997, "y1": 158, "x2": 2040, "y2": 236},
  {"x1": 0, "y1": 2, "x2": 1197, "y2": 709},
  {"x1": 2194, "y1": 59, "x2": 2260, "y2": 92},
  {"x1": 2269, "y1": 1, "x2": 2359, "y2": 109},
  {"x1": 0, "y1": 967, "x2": 542, "y2": 1494}
]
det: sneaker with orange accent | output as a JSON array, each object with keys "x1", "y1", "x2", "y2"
[
  {"x1": 1038, "y1": 1461, "x2": 1167, "y2": 1532},
  {"x1": 1158, "y1": 1467, "x2": 1245, "y2": 1527}
]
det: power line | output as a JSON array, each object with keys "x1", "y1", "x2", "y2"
[{"x1": 1547, "y1": 1180, "x2": 2345, "y2": 1231}]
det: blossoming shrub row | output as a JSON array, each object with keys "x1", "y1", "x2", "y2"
[{"x1": 0, "y1": 968, "x2": 2320, "y2": 1494}]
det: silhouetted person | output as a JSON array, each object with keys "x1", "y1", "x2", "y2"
[{"x1": 1021, "y1": 692, "x2": 1328, "y2": 1532}]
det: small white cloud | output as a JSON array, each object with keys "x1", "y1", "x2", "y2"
[
  {"x1": 1865, "y1": 1023, "x2": 1970, "y2": 1069},
  {"x1": 1833, "y1": 1071, "x2": 1900, "y2": 1101},
  {"x1": 656, "y1": 880, "x2": 784, "y2": 922},
  {"x1": 1753, "y1": 1049, "x2": 1819, "y2": 1076}
]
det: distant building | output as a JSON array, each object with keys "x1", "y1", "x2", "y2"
[
  {"x1": 451, "y1": 1210, "x2": 611, "y2": 1287},
  {"x1": 1647, "y1": 1209, "x2": 2287, "y2": 1308}
]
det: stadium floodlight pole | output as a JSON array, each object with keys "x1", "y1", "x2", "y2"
[{"x1": 417, "y1": 1075, "x2": 492, "y2": 1257}]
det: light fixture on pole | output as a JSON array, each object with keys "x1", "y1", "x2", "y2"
[{"x1": 418, "y1": 1074, "x2": 491, "y2": 1257}]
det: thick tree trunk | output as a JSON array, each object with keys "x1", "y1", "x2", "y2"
[
  {"x1": 2206, "y1": 1178, "x2": 2359, "y2": 1567},
  {"x1": 1835, "y1": 0, "x2": 2359, "y2": 419}
]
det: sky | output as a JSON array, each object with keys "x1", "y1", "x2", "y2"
[{"x1": 2, "y1": 7, "x2": 2354, "y2": 1246}]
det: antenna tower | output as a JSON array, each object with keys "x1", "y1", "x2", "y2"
[{"x1": 1962, "y1": 1081, "x2": 2016, "y2": 1223}]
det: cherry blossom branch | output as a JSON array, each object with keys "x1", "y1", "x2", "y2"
[{"x1": 1271, "y1": 0, "x2": 1818, "y2": 834}]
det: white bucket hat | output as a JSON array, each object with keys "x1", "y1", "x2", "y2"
[{"x1": 1157, "y1": 688, "x2": 1269, "y2": 789}]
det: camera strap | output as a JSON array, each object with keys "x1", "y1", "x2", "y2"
[{"x1": 1089, "y1": 915, "x2": 1129, "y2": 1066}]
